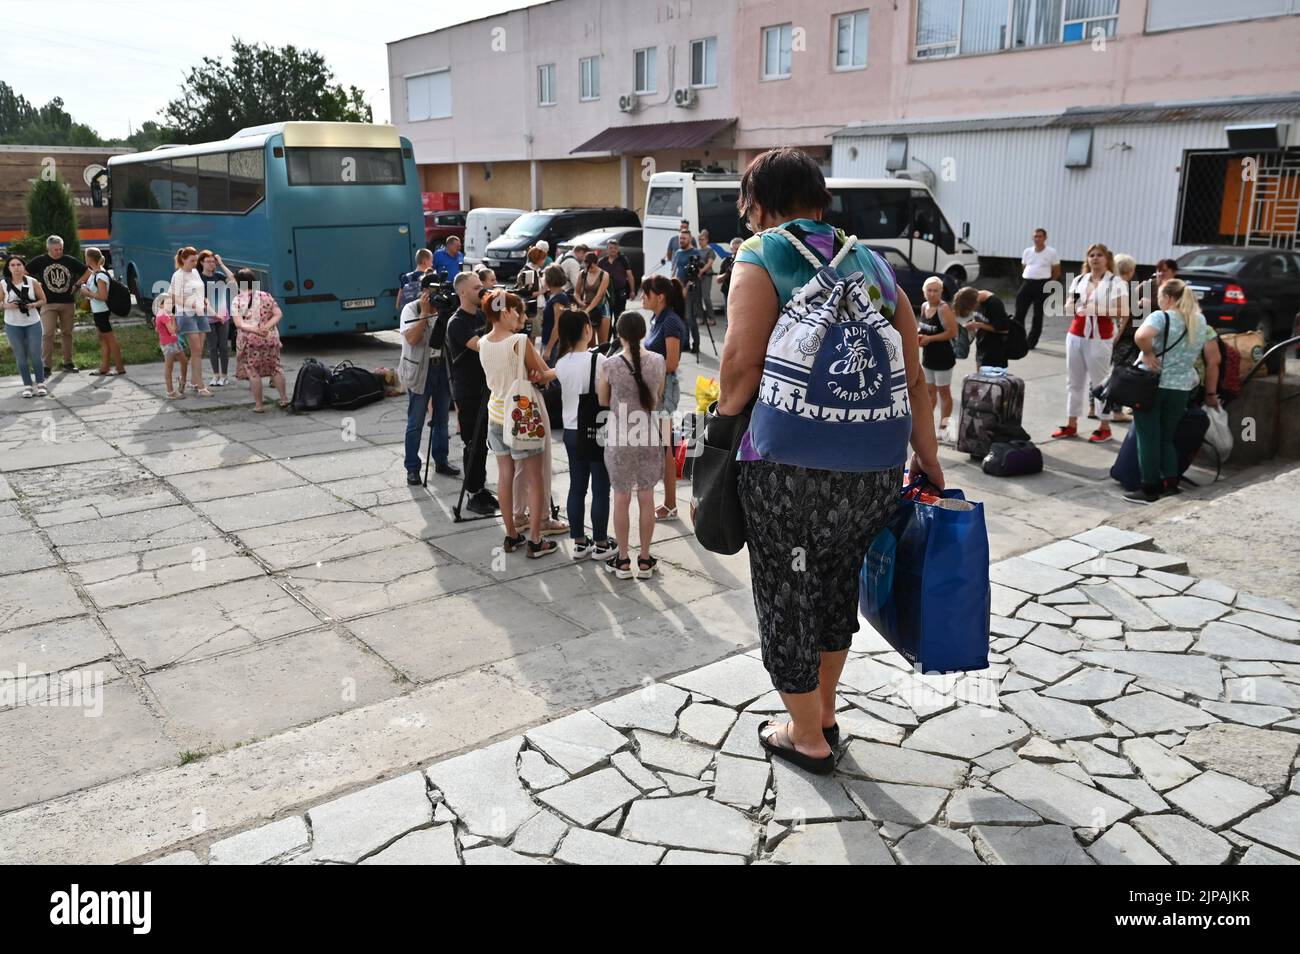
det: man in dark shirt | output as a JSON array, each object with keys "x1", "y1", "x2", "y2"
[
  {"x1": 445, "y1": 271, "x2": 496, "y2": 515},
  {"x1": 28, "y1": 235, "x2": 88, "y2": 373},
  {"x1": 953, "y1": 287, "x2": 1011, "y2": 368},
  {"x1": 539, "y1": 265, "x2": 572, "y2": 361},
  {"x1": 597, "y1": 238, "x2": 635, "y2": 318}
]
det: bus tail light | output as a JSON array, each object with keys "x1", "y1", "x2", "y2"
[
  {"x1": 1224, "y1": 284, "x2": 1247, "y2": 304},
  {"x1": 304, "y1": 279, "x2": 314, "y2": 290}
]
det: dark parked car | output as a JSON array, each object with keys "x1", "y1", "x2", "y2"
[
  {"x1": 483, "y1": 207, "x2": 640, "y2": 280},
  {"x1": 556, "y1": 227, "x2": 645, "y2": 282},
  {"x1": 1176, "y1": 247, "x2": 1300, "y2": 373},
  {"x1": 868, "y1": 245, "x2": 957, "y2": 311},
  {"x1": 424, "y1": 210, "x2": 466, "y2": 249}
]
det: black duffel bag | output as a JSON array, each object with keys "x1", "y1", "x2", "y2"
[
  {"x1": 326, "y1": 360, "x2": 385, "y2": 411},
  {"x1": 290, "y1": 358, "x2": 331, "y2": 413},
  {"x1": 690, "y1": 400, "x2": 752, "y2": 555}
]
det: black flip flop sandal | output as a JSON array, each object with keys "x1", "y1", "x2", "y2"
[
  {"x1": 824, "y1": 723, "x2": 841, "y2": 747},
  {"x1": 757, "y1": 720, "x2": 836, "y2": 776}
]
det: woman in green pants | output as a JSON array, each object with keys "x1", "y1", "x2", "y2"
[{"x1": 1125, "y1": 278, "x2": 1207, "y2": 504}]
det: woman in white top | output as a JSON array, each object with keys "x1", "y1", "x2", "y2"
[
  {"x1": 554, "y1": 309, "x2": 613, "y2": 561},
  {"x1": 1053, "y1": 243, "x2": 1126, "y2": 444},
  {"x1": 3, "y1": 253, "x2": 48, "y2": 397},
  {"x1": 81, "y1": 248, "x2": 124, "y2": 377},
  {"x1": 475, "y1": 289, "x2": 560, "y2": 558},
  {"x1": 169, "y1": 246, "x2": 212, "y2": 396}
]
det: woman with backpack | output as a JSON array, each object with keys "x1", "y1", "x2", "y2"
[
  {"x1": 1053, "y1": 243, "x2": 1125, "y2": 444},
  {"x1": 917, "y1": 275, "x2": 958, "y2": 438},
  {"x1": 81, "y1": 248, "x2": 125, "y2": 377},
  {"x1": 717, "y1": 148, "x2": 943, "y2": 776},
  {"x1": 554, "y1": 309, "x2": 614, "y2": 561},
  {"x1": 575, "y1": 252, "x2": 611, "y2": 344},
  {"x1": 3, "y1": 253, "x2": 49, "y2": 397},
  {"x1": 1125, "y1": 278, "x2": 1207, "y2": 504},
  {"x1": 231, "y1": 268, "x2": 288, "y2": 412}
]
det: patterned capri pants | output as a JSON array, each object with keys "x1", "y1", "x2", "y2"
[{"x1": 738, "y1": 459, "x2": 902, "y2": 695}]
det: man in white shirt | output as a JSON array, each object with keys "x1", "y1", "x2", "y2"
[
  {"x1": 1015, "y1": 228, "x2": 1060, "y2": 350},
  {"x1": 555, "y1": 243, "x2": 587, "y2": 293}
]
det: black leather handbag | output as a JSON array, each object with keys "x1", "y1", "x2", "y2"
[
  {"x1": 1100, "y1": 311, "x2": 1184, "y2": 413},
  {"x1": 690, "y1": 399, "x2": 752, "y2": 555}
]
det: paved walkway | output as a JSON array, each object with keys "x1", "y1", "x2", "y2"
[
  {"x1": 147, "y1": 527, "x2": 1300, "y2": 865},
  {"x1": 1, "y1": 330, "x2": 1295, "y2": 863}
]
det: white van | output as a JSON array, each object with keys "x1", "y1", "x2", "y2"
[
  {"x1": 463, "y1": 207, "x2": 526, "y2": 266},
  {"x1": 643, "y1": 172, "x2": 980, "y2": 283}
]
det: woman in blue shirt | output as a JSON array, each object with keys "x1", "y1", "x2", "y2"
[
  {"x1": 1126, "y1": 278, "x2": 1207, "y2": 504},
  {"x1": 640, "y1": 274, "x2": 686, "y2": 520}
]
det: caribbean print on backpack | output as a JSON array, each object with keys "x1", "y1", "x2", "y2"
[{"x1": 748, "y1": 229, "x2": 912, "y2": 472}]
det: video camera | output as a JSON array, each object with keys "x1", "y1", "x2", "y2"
[
  {"x1": 421, "y1": 270, "x2": 459, "y2": 313},
  {"x1": 683, "y1": 253, "x2": 704, "y2": 283}
]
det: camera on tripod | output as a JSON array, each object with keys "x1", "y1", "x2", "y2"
[
  {"x1": 683, "y1": 254, "x2": 704, "y2": 283},
  {"x1": 421, "y1": 270, "x2": 459, "y2": 313}
]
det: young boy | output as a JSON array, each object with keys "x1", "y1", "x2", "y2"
[{"x1": 154, "y1": 294, "x2": 188, "y2": 398}]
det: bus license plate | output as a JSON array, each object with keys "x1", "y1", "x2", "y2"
[{"x1": 342, "y1": 298, "x2": 375, "y2": 310}]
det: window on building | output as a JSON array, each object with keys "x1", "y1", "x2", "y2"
[
  {"x1": 538, "y1": 64, "x2": 556, "y2": 105},
  {"x1": 690, "y1": 37, "x2": 718, "y2": 87},
  {"x1": 579, "y1": 56, "x2": 600, "y2": 101},
  {"x1": 1065, "y1": 127, "x2": 1094, "y2": 167},
  {"x1": 885, "y1": 136, "x2": 909, "y2": 171},
  {"x1": 1061, "y1": 0, "x2": 1118, "y2": 42},
  {"x1": 835, "y1": 11, "x2": 870, "y2": 69},
  {"x1": 762, "y1": 23, "x2": 793, "y2": 79},
  {"x1": 635, "y1": 47, "x2": 657, "y2": 94},
  {"x1": 406, "y1": 70, "x2": 451, "y2": 122},
  {"x1": 1148, "y1": 0, "x2": 1300, "y2": 32},
  {"x1": 915, "y1": 0, "x2": 1119, "y2": 57}
]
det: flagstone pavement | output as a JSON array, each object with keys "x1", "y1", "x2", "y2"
[{"x1": 150, "y1": 527, "x2": 1300, "y2": 866}]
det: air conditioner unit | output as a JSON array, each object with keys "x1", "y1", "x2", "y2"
[
  {"x1": 673, "y1": 87, "x2": 698, "y2": 108},
  {"x1": 618, "y1": 93, "x2": 640, "y2": 113},
  {"x1": 892, "y1": 168, "x2": 936, "y2": 190}
]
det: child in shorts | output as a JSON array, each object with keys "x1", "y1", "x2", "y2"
[{"x1": 154, "y1": 294, "x2": 188, "y2": 399}]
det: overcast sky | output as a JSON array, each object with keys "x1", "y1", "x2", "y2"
[{"x1": 5, "y1": 0, "x2": 542, "y2": 140}]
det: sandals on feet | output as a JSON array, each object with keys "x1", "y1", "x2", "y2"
[
  {"x1": 654, "y1": 505, "x2": 678, "y2": 521},
  {"x1": 757, "y1": 720, "x2": 835, "y2": 775},
  {"x1": 635, "y1": 555, "x2": 658, "y2": 580},
  {"x1": 608, "y1": 555, "x2": 635, "y2": 579},
  {"x1": 527, "y1": 538, "x2": 558, "y2": 559}
]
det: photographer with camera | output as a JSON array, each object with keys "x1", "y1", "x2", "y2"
[
  {"x1": 444, "y1": 272, "x2": 498, "y2": 515},
  {"x1": 400, "y1": 272, "x2": 459, "y2": 485},
  {"x1": 671, "y1": 232, "x2": 704, "y2": 355}
]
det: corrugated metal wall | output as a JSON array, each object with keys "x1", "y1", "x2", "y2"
[{"x1": 832, "y1": 120, "x2": 1240, "y2": 265}]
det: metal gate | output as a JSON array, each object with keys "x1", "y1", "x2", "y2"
[{"x1": 1177, "y1": 148, "x2": 1300, "y2": 250}]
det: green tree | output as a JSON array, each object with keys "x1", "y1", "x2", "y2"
[
  {"x1": 25, "y1": 179, "x2": 82, "y2": 261},
  {"x1": 164, "y1": 39, "x2": 373, "y2": 142},
  {"x1": 0, "y1": 83, "x2": 102, "y2": 146}
]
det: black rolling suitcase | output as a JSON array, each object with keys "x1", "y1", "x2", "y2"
[{"x1": 957, "y1": 368, "x2": 1026, "y2": 460}]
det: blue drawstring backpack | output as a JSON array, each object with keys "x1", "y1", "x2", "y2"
[
  {"x1": 747, "y1": 229, "x2": 912, "y2": 472},
  {"x1": 860, "y1": 477, "x2": 991, "y2": 673}
]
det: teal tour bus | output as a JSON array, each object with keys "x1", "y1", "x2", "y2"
[{"x1": 107, "y1": 121, "x2": 424, "y2": 336}]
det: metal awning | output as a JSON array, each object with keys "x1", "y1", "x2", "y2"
[
  {"x1": 831, "y1": 93, "x2": 1300, "y2": 139},
  {"x1": 571, "y1": 118, "x2": 736, "y2": 155}
]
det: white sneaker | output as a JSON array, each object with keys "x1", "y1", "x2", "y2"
[
  {"x1": 591, "y1": 541, "x2": 617, "y2": 561},
  {"x1": 209, "y1": 377, "x2": 220, "y2": 387},
  {"x1": 21, "y1": 387, "x2": 33, "y2": 399},
  {"x1": 571, "y1": 538, "x2": 593, "y2": 560},
  {"x1": 35, "y1": 385, "x2": 48, "y2": 397}
]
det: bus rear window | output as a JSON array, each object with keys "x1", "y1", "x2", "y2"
[{"x1": 285, "y1": 148, "x2": 405, "y2": 186}]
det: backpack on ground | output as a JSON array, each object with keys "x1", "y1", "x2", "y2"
[
  {"x1": 746, "y1": 228, "x2": 912, "y2": 472},
  {"x1": 290, "y1": 358, "x2": 331, "y2": 413},
  {"x1": 957, "y1": 368, "x2": 1025, "y2": 460},
  {"x1": 326, "y1": 360, "x2": 385, "y2": 411},
  {"x1": 104, "y1": 273, "x2": 133, "y2": 317},
  {"x1": 1004, "y1": 320, "x2": 1029, "y2": 361},
  {"x1": 983, "y1": 440, "x2": 1043, "y2": 477}
]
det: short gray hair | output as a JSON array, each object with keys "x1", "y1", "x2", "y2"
[
  {"x1": 47, "y1": 234, "x2": 64, "y2": 248},
  {"x1": 453, "y1": 271, "x2": 478, "y2": 291}
]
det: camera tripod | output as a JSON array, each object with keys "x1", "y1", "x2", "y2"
[{"x1": 687, "y1": 275, "x2": 719, "y2": 358}]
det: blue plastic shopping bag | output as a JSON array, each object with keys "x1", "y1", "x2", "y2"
[{"x1": 859, "y1": 478, "x2": 990, "y2": 673}]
